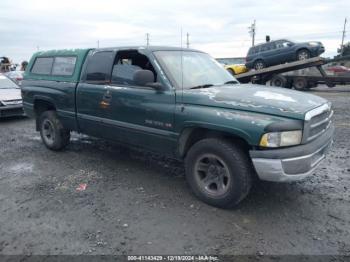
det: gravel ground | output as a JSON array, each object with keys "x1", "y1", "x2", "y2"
[{"x1": 0, "y1": 85, "x2": 349, "y2": 256}]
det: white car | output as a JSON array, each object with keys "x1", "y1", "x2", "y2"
[
  {"x1": 0, "y1": 74, "x2": 25, "y2": 118},
  {"x1": 5, "y1": 71, "x2": 24, "y2": 86}
]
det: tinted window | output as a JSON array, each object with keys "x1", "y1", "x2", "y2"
[
  {"x1": 260, "y1": 44, "x2": 271, "y2": 52},
  {"x1": 85, "y1": 51, "x2": 114, "y2": 83},
  {"x1": 275, "y1": 41, "x2": 284, "y2": 49},
  {"x1": 52, "y1": 56, "x2": 77, "y2": 76},
  {"x1": 31, "y1": 57, "x2": 54, "y2": 75},
  {"x1": 249, "y1": 46, "x2": 261, "y2": 54},
  {"x1": 248, "y1": 47, "x2": 257, "y2": 55}
]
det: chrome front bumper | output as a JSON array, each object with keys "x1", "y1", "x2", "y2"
[{"x1": 250, "y1": 125, "x2": 334, "y2": 182}]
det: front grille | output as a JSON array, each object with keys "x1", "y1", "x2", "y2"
[
  {"x1": 0, "y1": 107, "x2": 24, "y2": 117},
  {"x1": 303, "y1": 103, "x2": 333, "y2": 143}
]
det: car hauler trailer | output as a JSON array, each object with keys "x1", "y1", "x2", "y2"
[{"x1": 236, "y1": 56, "x2": 350, "y2": 90}]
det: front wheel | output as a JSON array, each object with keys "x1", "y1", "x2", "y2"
[
  {"x1": 297, "y1": 49, "x2": 310, "y2": 60},
  {"x1": 185, "y1": 138, "x2": 253, "y2": 208},
  {"x1": 39, "y1": 110, "x2": 70, "y2": 150}
]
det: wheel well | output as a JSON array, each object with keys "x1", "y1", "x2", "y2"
[
  {"x1": 179, "y1": 128, "x2": 251, "y2": 159},
  {"x1": 34, "y1": 99, "x2": 56, "y2": 130},
  {"x1": 253, "y1": 59, "x2": 265, "y2": 66},
  {"x1": 296, "y1": 48, "x2": 310, "y2": 54}
]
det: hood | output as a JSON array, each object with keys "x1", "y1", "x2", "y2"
[
  {"x1": 0, "y1": 88, "x2": 22, "y2": 101},
  {"x1": 179, "y1": 84, "x2": 327, "y2": 120},
  {"x1": 302, "y1": 41, "x2": 323, "y2": 46}
]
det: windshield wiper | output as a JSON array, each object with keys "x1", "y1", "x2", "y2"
[
  {"x1": 223, "y1": 80, "x2": 239, "y2": 85},
  {"x1": 189, "y1": 84, "x2": 214, "y2": 89}
]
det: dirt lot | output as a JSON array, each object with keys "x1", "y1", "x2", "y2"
[{"x1": 0, "y1": 86, "x2": 349, "y2": 256}]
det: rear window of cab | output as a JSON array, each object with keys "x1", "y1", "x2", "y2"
[{"x1": 31, "y1": 56, "x2": 77, "y2": 76}]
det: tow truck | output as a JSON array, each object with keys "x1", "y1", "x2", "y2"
[{"x1": 236, "y1": 56, "x2": 350, "y2": 90}]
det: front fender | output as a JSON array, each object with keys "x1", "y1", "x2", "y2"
[{"x1": 176, "y1": 105, "x2": 297, "y2": 149}]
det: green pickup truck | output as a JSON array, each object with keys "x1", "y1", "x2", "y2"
[{"x1": 22, "y1": 46, "x2": 334, "y2": 208}]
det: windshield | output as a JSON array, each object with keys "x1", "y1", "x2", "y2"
[
  {"x1": 153, "y1": 51, "x2": 238, "y2": 89},
  {"x1": 0, "y1": 75, "x2": 20, "y2": 89}
]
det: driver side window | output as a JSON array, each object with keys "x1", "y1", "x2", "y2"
[{"x1": 111, "y1": 51, "x2": 157, "y2": 87}]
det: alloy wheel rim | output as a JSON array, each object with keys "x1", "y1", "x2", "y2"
[
  {"x1": 194, "y1": 154, "x2": 231, "y2": 197},
  {"x1": 298, "y1": 52, "x2": 309, "y2": 60},
  {"x1": 42, "y1": 119, "x2": 55, "y2": 145},
  {"x1": 255, "y1": 62, "x2": 264, "y2": 70}
]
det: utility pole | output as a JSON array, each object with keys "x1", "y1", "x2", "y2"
[
  {"x1": 186, "y1": 32, "x2": 190, "y2": 48},
  {"x1": 146, "y1": 33, "x2": 150, "y2": 47},
  {"x1": 248, "y1": 20, "x2": 256, "y2": 46},
  {"x1": 340, "y1": 17, "x2": 347, "y2": 55},
  {"x1": 97, "y1": 40, "x2": 99, "y2": 48}
]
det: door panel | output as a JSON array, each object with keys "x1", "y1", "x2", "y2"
[
  {"x1": 258, "y1": 43, "x2": 275, "y2": 66},
  {"x1": 76, "y1": 48, "x2": 177, "y2": 155},
  {"x1": 76, "y1": 50, "x2": 116, "y2": 139},
  {"x1": 76, "y1": 82, "x2": 119, "y2": 139},
  {"x1": 274, "y1": 41, "x2": 295, "y2": 63},
  {"x1": 107, "y1": 86, "x2": 177, "y2": 153}
]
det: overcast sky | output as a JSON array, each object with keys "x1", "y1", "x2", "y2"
[{"x1": 1, "y1": 0, "x2": 349, "y2": 63}]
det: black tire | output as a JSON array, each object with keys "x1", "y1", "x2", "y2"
[
  {"x1": 39, "y1": 110, "x2": 70, "y2": 151},
  {"x1": 185, "y1": 138, "x2": 253, "y2": 208},
  {"x1": 326, "y1": 81, "x2": 335, "y2": 88},
  {"x1": 297, "y1": 49, "x2": 310, "y2": 60},
  {"x1": 226, "y1": 68, "x2": 236, "y2": 76},
  {"x1": 270, "y1": 75, "x2": 287, "y2": 87},
  {"x1": 253, "y1": 60, "x2": 265, "y2": 70},
  {"x1": 293, "y1": 77, "x2": 308, "y2": 91}
]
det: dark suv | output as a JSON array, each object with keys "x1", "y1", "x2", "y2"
[{"x1": 245, "y1": 39, "x2": 325, "y2": 70}]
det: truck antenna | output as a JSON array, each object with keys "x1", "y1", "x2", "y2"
[
  {"x1": 340, "y1": 17, "x2": 347, "y2": 55},
  {"x1": 181, "y1": 27, "x2": 184, "y2": 109}
]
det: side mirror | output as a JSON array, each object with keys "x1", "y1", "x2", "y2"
[
  {"x1": 133, "y1": 69, "x2": 155, "y2": 86},
  {"x1": 133, "y1": 69, "x2": 163, "y2": 90}
]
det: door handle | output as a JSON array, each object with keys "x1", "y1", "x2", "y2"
[
  {"x1": 102, "y1": 91, "x2": 112, "y2": 101},
  {"x1": 103, "y1": 94, "x2": 112, "y2": 100}
]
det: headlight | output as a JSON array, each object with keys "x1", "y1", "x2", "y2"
[
  {"x1": 259, "y1": 130, "x2": 302, "y2": 147},
  {"x1": 308, "y1": 42, "x2": 319, "y2": 46}
]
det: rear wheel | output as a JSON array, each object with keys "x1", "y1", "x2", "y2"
[
  {"x1": 293, "y1": 77, "x2": 308, "y2": 91},
  {"x1": 185, "y1": 138, "x2": 253, "y2": 208},
  {"x1": 270, "y1": 75, "x2": 287, "y2": 88},
  {"x1": 253, "y1": 60, "x2": 265, "y2": 70},
  {"x1": 297, "y1": 49, "x2": 310, "y2": 60},
  {"x1": 326, "y1": 81, "x2": 335, "y2": 88},
  {"x1": 39, "y1": 110, "x2": 70, "y2": 150}
]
